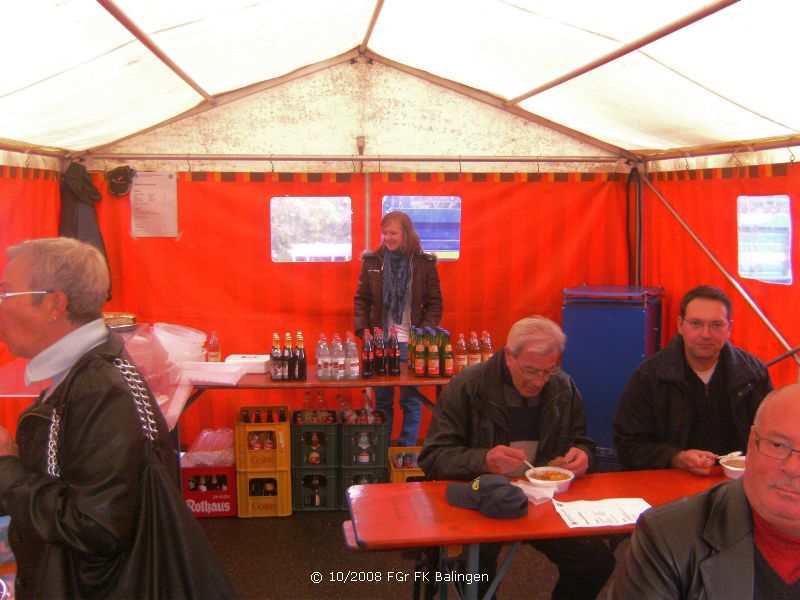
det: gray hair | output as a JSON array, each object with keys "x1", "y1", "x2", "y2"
[
  {"x1": 753, "y1": 383, "x2": 800, "y2": 429},
  {"x1": 506, "y1": 316, "x2": 566, "y2": 358},
  {"x1": 7, "y1": 237, "x2": 109, "y2": 324}
]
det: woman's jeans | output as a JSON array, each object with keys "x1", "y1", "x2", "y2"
[{"x1": 373, "y1": 342, "x2": 423, "y2": 446}]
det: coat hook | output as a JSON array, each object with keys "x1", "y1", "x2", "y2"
[{"x1": 789, "y1": 148, "x2": 796, "y2": 163}]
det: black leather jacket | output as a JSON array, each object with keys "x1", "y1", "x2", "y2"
[
  {"x1": 353, "y1": 247, "x2": 443, "y2": 335},
  {"x1": 613, "y1": 336, "x2": 772, "y2": 471},
  {"x1": 419, "y1": 349, "x2": 598, "y2": 480},
  {"x1": 0, "y1": 334, "x2": 177, "y2": 599},
  {"x1": 608, "y1": 480, "x2": 754, "y2": 600}
]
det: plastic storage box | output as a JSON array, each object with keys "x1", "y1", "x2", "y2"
[
  {"x1": 291, "y1": 410, "x2": 339, "y2": 467},
  {"x1": 388, "y1": 446, "x2": 425, "y2": 483},
  {"x1": 235, "y1": 406, "x2": 290, "y2": 471},
  {"x1": 181, "y1": 465, "x2": 237, "y2": 517},
  {"x1": 236, "y1": 470, "x2": 292, "y2": 517},
  {"x1": 292, "y1": 467, "x2": 340, "y2": 511},
  {"x1": 339, "y1": 412, "x2": 388, "y2": 467},
  {"x1": 339, "y1": 466, "x2": 388, "y2": 509}
]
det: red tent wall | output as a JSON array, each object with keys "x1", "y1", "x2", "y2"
[{"x1": 642, "y1": 163, "x2": 800, "y2": 387}]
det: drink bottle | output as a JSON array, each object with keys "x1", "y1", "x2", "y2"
[
  {"x1": 480, "y1": 330, "x2": 494, "y2": 362},
  {"x1": 295, "y1": 331, "x2": 307, "y2": 381},
  {"x1": 331, "y1": 333, "x2": 345, "y2": 381},
  {"x1": 345, "y1": 332, "x2": 360, "y2": 379},
  {"x1": 207, "y1": 330, "x2": 221, "y2": 362},
  {"x1": 414, "y1": 337, "x2": 427, "y2": 377},
  {"x1": 316, "y1": 334, "x2": 331, "y2": 380},
  {"x1": 387, "y1": 327, "x2": 401, "y2": 375},
  {"x1": 283, "y1": 332, "x2": 295, "y2": 380},
  {"x1": 270, "y1": 332, "x2": 282, "y2": 381},
  {"x1": 361, "y1": 330, "x2": 374, "y2": 378},
  {"x1": 443, "y1": 338, "x2": 454, "y2": 377},
  {"x1": 467, "y1": 331, "x2": 481, "y2": 367},
  {"x1": 427, "y1": 342, "x2": 440, "y2": 378},
  {"x1": 267, "y1": 409, "x2": 274, "y2": 423},
  {"x1": 454, "y1": 333, "x2": 468, "y2": 373},
  {"x1": 373, "y1": 328, "x2": 386, "y2": 375},
  {"x1": 254, "y1": 409, "x2": 262, "y2": 423}
]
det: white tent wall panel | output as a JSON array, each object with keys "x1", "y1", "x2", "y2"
[{"x1": 85, "y1": 61, "x2": 612, "y2": 173}]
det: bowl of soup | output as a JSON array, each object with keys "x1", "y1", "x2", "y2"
[
  {"x1": 720, "y1": 456, "x2": 746, "y2": 479},
  {"x1": 525, "y1": 466, "x2": 574, "y2": 493}
]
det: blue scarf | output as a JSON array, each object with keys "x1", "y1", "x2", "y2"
[{"x1": 382, "y1": 250, "x2": 411, "y2": 331}]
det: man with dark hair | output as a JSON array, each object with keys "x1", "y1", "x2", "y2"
[
  {"x1": 420, "y1": 316, "x2": 615, "y2": 600},
  {"x1": 608, "y1": 384, "x2": 800, "y2": 598},
  {"x1": 613, "y1": 285, "x2": 773, "y2": 474}
]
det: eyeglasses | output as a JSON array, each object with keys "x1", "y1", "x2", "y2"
[
  {"x1": 0, "y1": 291, "x2": 50, "y2": 304},
  {"x1": 754, "y1": 429, "x2": 800, "y2": 461},
  {"x1": 681, "y1": 318, "x2": 730, "y2": 333},
  {"x1": 511, "y1": 355, "x2": 561, "y2": 380}
]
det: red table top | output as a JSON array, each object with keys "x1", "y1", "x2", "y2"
[{"x1": 347, "y1": 468, "x2": 729, "y2": 550}]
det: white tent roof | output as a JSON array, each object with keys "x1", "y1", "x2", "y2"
[{"x1": 2, "y1": 0, "x2": 798, "y2": 163}]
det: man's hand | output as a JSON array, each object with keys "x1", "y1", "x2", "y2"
[
  {"x1": 0, "y1": 427, "x2": 18, "y2": 457},
  {"x1": 670, "y1": 449, "x2": 717, "y2": 475},
  {"x1": 559, "y1": 447, "x2": 589, "y2": 477},
  {"x1": 484, "y1": 445, "x2": 527, "y2": 475}
]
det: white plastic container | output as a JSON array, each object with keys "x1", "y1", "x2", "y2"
[
  {"x1": 153, "y1": 323, "x2": 207, "y2": 363},
  {"x1": 525, "y1": 466, "x2": 575, "y2": 494}
]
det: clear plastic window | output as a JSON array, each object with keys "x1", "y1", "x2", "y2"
[
  {"x1": 381, "y1": 196, "x2": 462, "y2": 260},
  {"x1": 270, "y1": 196, "x2": 352, "y2": 262},
  {"x1": 737, "y1": 195, "x2": 792, "y2": 284}
]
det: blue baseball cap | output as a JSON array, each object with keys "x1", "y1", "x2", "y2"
[{"x1": 446, "y1": 475, "x2": 528, "y2": 519}]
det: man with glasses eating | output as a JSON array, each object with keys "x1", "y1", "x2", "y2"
[
  {"x1": 420, "y1": 316, "x2": 615, "y2": 600},
  {"x1": 614, "y1": 285, "x2": 773, "y2": 474},
  {"x1": 608, "y1": 384, "x2": 800, "y2": 599}
]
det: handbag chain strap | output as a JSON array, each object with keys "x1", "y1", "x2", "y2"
[{"x1": 47, "y1": 357, "x2": 159, "y2": 478}]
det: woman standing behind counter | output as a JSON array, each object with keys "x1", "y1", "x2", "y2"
[{"x1": 354, "y1": 211, "x2": 443, "y2": 446}]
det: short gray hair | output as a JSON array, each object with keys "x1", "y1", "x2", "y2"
[
  {"x1": 7, "y1": 237, "x2": 109, "y2": 324},
  {"x1": 506, "y1": 316, "x2": 566, "y2": 358}
]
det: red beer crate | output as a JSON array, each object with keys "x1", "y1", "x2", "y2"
[{"x1": 181, "y1": 466, "x2": 237, "y2": 517}]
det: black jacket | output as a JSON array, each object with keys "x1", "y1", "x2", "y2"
[
  {"x1": 0, "y1": 334, "x2": 177, "y2": 599},
  {"x1": 419, "y1": 349, "x2": 598, "y2": 480},
  {"x1": 353, "y1": 247, "x2": 442, "y2": 335},
  {"x1": 608, "y1": 480, "x2": 754, "y2": 600},
  {"x1": 613, "y1": 335, "x2": 773, "y2": 471}
]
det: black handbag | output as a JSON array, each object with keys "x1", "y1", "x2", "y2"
[{"x1": 48, "y1": 357, "x2": 240, "y2": 599}]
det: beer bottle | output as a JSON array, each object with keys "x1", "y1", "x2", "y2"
[
  {"x1": 241, "y1": 408, "x2": 251, "y2": 423},
  {"x1": 267, "y1": 409, "x2": 274, "y2": 423},
  {"x1": 443, "y1": 337, "x2": 454, "y2": 377},
  {"x1": 295, "y1": 331, "x2": 307, "y2": 381},
  {"x1": 270, "y1": 332, "x2": 282, "y2": 381},
  {"x1": 278, "y1": 407, "x2": 287, "y2": 422},
  {"x1": 283, "y1": 332, "x2": 295, "y2": 380},
  {"x1": 480, "y1": 330, "x2": 494, "y2": 362},
  {"x1": 414, "y1": 337, "x2": 427, "y2": 377},
  {"x1": 387, "y1": 327, "x2": 401, "y2": 376},
  {"x1": 373, "y1": 328, "x2": 386, "y2": 375},
  {"x1": 427, "y1": 342, "x2": 440, "y2": 378},
  {"x1": 454, "y1": 333, "x2": 468, "y2": 373},
  {"x1": 361, "y1": 330, "x2": 374, "y2": 378},
  {"x1": 467, "y1": 331, "x2": 481, "y2": 367},
  {"x1": 254, "y1": 409, "x2": 262, "y2": 423}
]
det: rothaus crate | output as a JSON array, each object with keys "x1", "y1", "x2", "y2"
[
  {"x1": 235, "y1": 406, "x2": 290, "y2": 471},
  {"x1": 236, "y1": 469, "x2": 292, "y2": 517},
  {"x1": 388, "y1": 446, "x2": 426, "y2": 484},
  {"x1": 181, "y1": 465, "x2": 237, "y2": 517},
  {"x1": 339, "y1": 411, "x2": 389, "y2": 468},
  {"x1": 291, "y1": 410, "x2": 339, "y2": 468},
  {"x1": 292, "y1": 466, "x2": 340, "y2": 511},
  {"x1": 339, "y1": 466, "x2": 388, "y2": 510}
]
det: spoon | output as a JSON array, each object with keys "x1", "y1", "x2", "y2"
[
  {"x1": 717, "y1": 450, "x2": 742, "y2": 463},
  {"x1": 523, "y1": 459, "x2": 536, "y2": 471}
]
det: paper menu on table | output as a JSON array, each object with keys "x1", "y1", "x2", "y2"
[{"x1": 553, "y1": 498, "x2": 651, "y2": 528}]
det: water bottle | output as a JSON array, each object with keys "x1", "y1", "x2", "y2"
[
  {"x1": 345, "y1": 332, "x2": 360, "y2": 379},
  {"x1": 331, "y1": 333, "x2": 345, "y2": 381},
  {"x1": 316, "y1": 334, "x2": 331, "y2": 380}
]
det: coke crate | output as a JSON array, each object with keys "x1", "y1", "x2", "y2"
[
  {"x1": 339, "y1": 414, "x2": 389, "y2": 467},
  {"x1": 181, "y1": 465, "x2": 237, "y2": 517},
  {"x1": 339, "y1": 466, "x2": 388, "y2": 509},
  {"x1": 236, "y1": 469, "x2": 292, "y2": 517},
  {"x1": 291, "y1": 410, "x2": 339, "y2": 467},
  {"x1": 292, "y1": 467, "x2": 340, "y2": 511},
  {"x1": 235, "y1": 405, "x2": 290, "y2": 471},
  {"x1": 388, "y1": 446, "x2": 426, "y2": 484}
]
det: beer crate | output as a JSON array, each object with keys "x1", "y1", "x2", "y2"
[
  {"x1": 292, "y1": 467, "x2": 340, "y2": 511},
  {"x1": 290, "y1": 410, "x2": 339, "y2": 467},
  {"x1": 181, "y1": 466, "x2": 237, "y2": 518},
  {"x1": 236, "y1": 469, "x2": 292, "y2": 517},
  {"x1": 339, "y1": 466, "x2": 388, "y2": 510},
  {"x1": 388, "y1": 446, "x2": 426, "y2": 484},
  {"x1": 235, "y1": 405, "x2": 290, "y2": 471},
  {"x1": 339, "y1": 414, "x2": 389, "y2": 467}
]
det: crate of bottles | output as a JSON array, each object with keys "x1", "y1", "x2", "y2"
[
  {"x1": 388, "y1": 446, "x2": 426, "y2": 484},
  {"x1": 181, "y1": 466, "x2": 237, "y2": 517},
  {"x1": 235, "y1": 406, "x2": 291, "y2": 471},
  {"x1": 339, "y1": 410, "x2": 389, "y2": 468},
  {"x1": 339, "y1": 466, "x2": 388, "y2": 510},
  {"x1": 291, "y1": 410, "x2": 339, "y2": 467},
  {"x1": 236, "y1": 469, "x2": 292, "y2": 517},
  {"x1": 292, "y1": 467, "x2": 340, "y2": 511}
]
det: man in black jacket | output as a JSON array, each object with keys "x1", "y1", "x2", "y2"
[
  {"x1": 613, "y1": 285, "x2": 773, "y2": 474},
  {"x1": 420, "y1": 316, "x2": 615, "y2": 600},
  {"x1": 608, "y1": 384, "x2": 800, "y2": 599}
]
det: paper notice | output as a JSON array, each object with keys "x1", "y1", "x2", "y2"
[
  {"x1": 553, "y1": 498, "x2": 652, "y2": 528},
  {"x1": 130, "y1": 172, "x2": 178, "y2": 237}
]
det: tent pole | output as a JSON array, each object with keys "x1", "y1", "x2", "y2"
[{"x1": 641, "y1": 175, "x2": 799, "y2": 371}]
